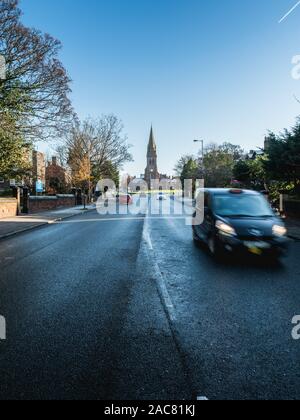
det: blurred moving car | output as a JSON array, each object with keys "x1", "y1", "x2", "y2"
[
  {"x1": 157, "y1": 192, "x2": 168, "y2": 201},
  {"x1": 193, "y1": 189, "x2": 289, "y2": 260},
  {"x1": 116, "y1": 193, "x2": 133, "y2": 205}
]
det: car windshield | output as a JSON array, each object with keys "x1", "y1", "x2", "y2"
[{"x1": 213, "y1": 194, "x2": 274, "y2": 218}]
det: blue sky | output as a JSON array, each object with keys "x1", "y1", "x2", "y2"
[{"x1": 20, "y1": 0, "x2": 300, "y2": 176}]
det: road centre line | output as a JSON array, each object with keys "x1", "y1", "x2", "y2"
[
  {"x1": 142, "y1": 215, "x2": 176, "y2": 322},
  {"x1": 141, "y1": 213, "x2": 205, "y2": 399}
]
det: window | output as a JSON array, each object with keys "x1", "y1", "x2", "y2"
[{"x1": 213, "y1": 194, "x2": 273, "y2": 218}]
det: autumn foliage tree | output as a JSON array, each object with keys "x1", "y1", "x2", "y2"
[{"x1": 65, "y1": 115, "x2": 133, "y2": 195}]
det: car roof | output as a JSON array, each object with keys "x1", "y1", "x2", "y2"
[{"x1": 204, "y1": 188, "x2": 261, "y2": 196}]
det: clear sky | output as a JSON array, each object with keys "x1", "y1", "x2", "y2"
[{"x1": 20, "y1": 0, "x2": 300, "y2": 176}]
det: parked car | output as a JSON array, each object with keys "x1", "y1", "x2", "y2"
[
  {"x1": 116, "y1": 194, "x2": 133, "y2": 205},
  {"x1": 192, "y1": 189, "x2": 289, "y2": 260}
]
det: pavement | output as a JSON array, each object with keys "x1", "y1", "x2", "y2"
[
  {"x1": 0, "y1": 197, "x2": 300, "y2": 400},
  {"x1": 0, "y1": 205, "x2": 95, "y2": 241}
]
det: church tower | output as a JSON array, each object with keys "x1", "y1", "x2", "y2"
[{"x1": 144, "y1": 126, "x2": 160, "y2": 188}]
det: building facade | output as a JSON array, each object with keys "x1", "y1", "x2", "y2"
[
  {"x1": 32, "y1": 150, "x2": 46, "y2": 187},
  {"x1": 46, "y1": 157, "x2": 70, "y2": 194},
  {"x1": 0, "y1": 149, "x2": 45, "y2": 193}
]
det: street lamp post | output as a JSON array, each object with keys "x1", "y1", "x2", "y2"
[
  {"x1": 193, "y1": 139, "x2": 204, "y2": 161},
  {"x1": 192, "y1": 139, "x2": 205, "y2": 199},
  {"x1": 194, "y1": 140, "x2": 205, "y2": 177}
]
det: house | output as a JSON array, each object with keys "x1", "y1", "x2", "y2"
[{"x1": 46, "y1": 157, "x2": 70, "y2": 194}]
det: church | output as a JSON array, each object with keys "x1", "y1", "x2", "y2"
[{"x1": 144, "y1": 126, "x2": 160, "y2": 188}]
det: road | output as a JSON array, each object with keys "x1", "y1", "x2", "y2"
[{"x1": 0, "y1": 197, "x2": 300, "y2": 400}]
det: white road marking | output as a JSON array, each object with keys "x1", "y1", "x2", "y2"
[
  {"x1": 142, "y1": 215, "x2": 176, "y2": 322},
  {"x1": 0, "y1": 315, "x2": 6, "y2": 340},
  {"x1": 142, "y1": 220, "x2": 153, "y2": 250},
  {"x1": 279, "y1": 0, "x2": 300, "y2": 23},
  {"x1": 142, "y1": 213, "x2": 207, "y2": 399}
]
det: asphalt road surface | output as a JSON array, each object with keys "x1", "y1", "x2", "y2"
[{"x1": 0, "y1": 197, "x2": 300, "y2": 400}]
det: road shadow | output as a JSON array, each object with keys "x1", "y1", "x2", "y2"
[{"x1": 192, "y1": 240, "x2": 287, "y2": 273}]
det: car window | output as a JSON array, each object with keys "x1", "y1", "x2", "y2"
[{"x1": 212, "y1": 194, "x2": 274, "y2": 218}]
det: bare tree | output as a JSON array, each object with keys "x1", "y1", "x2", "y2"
[
  {"x1": 0, "y1": 0, "x2": 75, "y2": 141},
  {"x1": 66, "y1": 115, "x2": 133, "y2": 197}
]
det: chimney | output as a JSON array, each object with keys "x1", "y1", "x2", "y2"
[{"x1": 52, "y1": 156, "x2": 57, "y2": 166}]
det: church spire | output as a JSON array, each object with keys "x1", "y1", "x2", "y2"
[
  {"x1": 145, "y1": 125, "x2": 159, "y2": 188},
  {"x1": 147, "y1": 126, "x2": 157, "y2": 156}
]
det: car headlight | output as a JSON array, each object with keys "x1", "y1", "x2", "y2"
[
  {"x1": 272, "y1": 225, "x2": 287, "y2": 237},
  {"x1": 216, "y1": 220, "x2": 236, "y2": 236}
]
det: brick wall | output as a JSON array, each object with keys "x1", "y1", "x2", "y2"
[
  {"x1": 28, "y1": 195, "x2": 76, "y2": 214},
  {"x1": 0, "y1": 198, "x2": 18, "y2": 219},
  {"x1": 56, "y1": 195, "x2": 76, "y2": 208}
]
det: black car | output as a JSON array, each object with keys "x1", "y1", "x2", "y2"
[{"x1": 192, "y1": 189, "x2": 289, "y2": 259}]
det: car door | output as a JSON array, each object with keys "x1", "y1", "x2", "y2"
[
  {"x1": 194, "y1": 192, "x2": 212, "y2": 241},
  {"x1": 201, "y1": 193, "x2": 214, "y2": 241}
]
